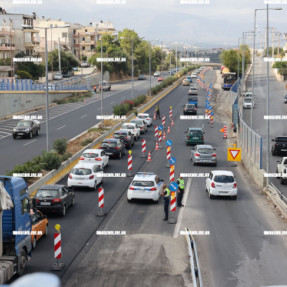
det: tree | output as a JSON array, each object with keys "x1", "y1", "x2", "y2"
[
  {"x1": 14, "y1": 51, "x2": 45, "y2": 79},
  {"x1": 48, "y1": 50, "x2": 79, "y2": 73}
]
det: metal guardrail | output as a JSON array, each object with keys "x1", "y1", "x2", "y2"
[
  {"x1": 184, "y1": 227, "x2": 203, "y2": 287},
  {"x1": 269, "y1": 183, "x2": 287, "y2": 206}
]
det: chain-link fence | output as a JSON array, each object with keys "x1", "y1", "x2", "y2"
[{"x1": 238, "y1": 114, "x2": 262, "y2": 169}]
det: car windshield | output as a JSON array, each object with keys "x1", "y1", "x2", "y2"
[
  {"x1": 123, "y1": 125, "x2": 133, "y2": 129},
  {"x1": 37, "y1": 189, "x2": 58, "y2": 198},
  {"x1": 186, "y1": 105, "x2": 195, "y2": 108},
  {"x1": 275, "y1": 137, "x2": 287, "y2": 142},
  {"x1": 214, "y1": 175, "x2": 234, "y2": 183},
  {"x1": 188, "y1": 97, "x2": 197, "y2": 101},
  {"x1": 101, "y1": 142, "x2": 117, "y2": 148},
  {"x1": 17, "y1": 121, "x2": 31, "y2": 127},
  {"x1": 198, "y1": 148, "x2": 213, "y2": 154},
  {"x1": 138, "y1": 115, "x2": 147, "y2": 119},
  {"x1": 114, "y1": 133, "x2": 127, "y2": 138},
  {"x1": 189, "y1": 130, "x2": 202, "y2": 135},
  {"x1": 132, "y1": 181, "x2": 154, "y2": 187},
  {"x1": 190, "y1": 88, "x2": 197, "y2": 90},
  {"x1": 244, "y1": 98, "x2": 252, "y2": 103},
  {"x1": 83, "y1": 152, "x2": 99, "y2": 158},
  {"x1": 72, "y1": 168, "x2": 92, "y2": 175}
]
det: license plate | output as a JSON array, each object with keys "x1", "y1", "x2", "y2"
[
  {"x1": 106, "y1": 153, "x2": 112, "y2": 155},
  {"x1": 281, "y1": 149, "x2": 287, "y2": 151},
  {"x1": 18, "y1": 133, "x2": 24, "y2": 135},
  {"x1": 41, "y1": 202, "x2": 51, "y2": 205},
  {"x1": 219, "y1": 191, "x2": 228, "y2": 194},
  {"x1": 193, "y1": 137, "x2": 199, "y2": 139}
]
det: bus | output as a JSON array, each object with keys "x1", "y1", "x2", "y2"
[{"x1": 222, "y1": 72, "x2": 237, "y2": 90}]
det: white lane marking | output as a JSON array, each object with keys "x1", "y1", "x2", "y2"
[
  {"x1": 57, "y1": 125, "x2": 66, "y2": 130},
  {"x1": 110, "y1": 101, "x2": 115, "y2": 105},
  {"x1": 80, "y1": 114, "x2": 87, "y2": 119},
  {"x1": 173, "y1": 177, "x2": 192, "y2": 239},
  {"x1": 24, "y1": 139, "x2": 37, "y2": 146},
  {"x1": 0, "y1": 130, "x2": 11, "y2": 135}
]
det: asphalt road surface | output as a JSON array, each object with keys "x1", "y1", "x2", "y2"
[{"x1": 25, "y1": 70, "x2": 287, "y2": 287}]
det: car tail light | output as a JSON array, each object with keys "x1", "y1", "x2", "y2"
[
  {"x1": 116, "y1": 147, "x2": 119, "y2": 150},
  {"x1": 150, "y1": 187, "x2": 157, "y2": 191},
  {"x1": 195, "y1": 108, "x2": 197, "y2": 110},
  {"x1": 95, "y1": 158, "x2": 101, "y2": 161},
  {"x1": 140, "y1": 127, "x2": 143, "y2": 129},
  {"x1": 52, "y1": 198, "x2": 61, "y2": 203},
  {"x1": 89, "y1": 175, "x2": 95, "y2": 180},
  {"x1": 36, "y1": 199, "x2": 39, "y2": 203},
  {"x1": 184, "y1": 108, "x2": 187, "y2": 111},
  {"x1": 194, "y1": 153, "x2": 200, "y2": 157},
  {"x1": 211, "y1": 182, "x2": 216, "y2": 188},
  {"x1": 212, "y1": 154, "x2": 216, "y2": 157},
  {"x1": 187, "y1": 136, "x2": 190, "y2": 139},
  {"x1": 129, "y1": 186, "x2": 135, "y2": 190},
  {"x1": 68, "y1": 174, "x2": 72, "y2": 179},
  {"x1": 233, "y1": 183, "x2": 237, "y2": 188}
]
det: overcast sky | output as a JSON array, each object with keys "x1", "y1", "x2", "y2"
[{"x1": 2, "y1": 0, "x2": 287, "y2": 48}]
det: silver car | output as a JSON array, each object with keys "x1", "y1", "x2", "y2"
[
  {"x1": 191, "y1": 144, "x2": 217, "y2": 166},
  {"x1": 130, "y1": 119, "x2": 147, "y2": 134},
  {"x1": 188, "y1": 86, "x2": 198, "y2": 95}
]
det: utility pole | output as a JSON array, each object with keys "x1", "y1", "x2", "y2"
[{"x1": 58, "y1": 38, "x2": 61, "y2": 73}]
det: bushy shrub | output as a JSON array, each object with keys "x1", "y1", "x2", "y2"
[
  {"x1": 81, "y1": 138, "x2": 93, "y2": 146},
  {"x1": 16, "y1": 70, "x2": 33, "y2": 79},
  {"x1": 53, "y1": 138, "x2": 68, "y2": 154},
  {"x1": 41, "y1": 151, "x2": 61, "y2": 170},
  {"x1": 60, "y1": 152, "x2": 72, "y2": 162},
  {"x1": 134, "y1": 95, "x2": 146, "y2": 107}
]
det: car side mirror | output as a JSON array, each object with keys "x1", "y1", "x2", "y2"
[
  {"x1": 185, "y1": 131, "x2": 187, "y2": 133},
  {"x1": 277, "y1": 160, "x2": 280, "y2": 163},
  {"x1": 271, "y1": 139, "x2": 275, "y2": 141}
]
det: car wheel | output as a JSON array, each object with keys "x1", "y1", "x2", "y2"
[
  {"x1": 213, "y1": 163, "x2": 217, "y2": 167},
  {"x1": 37, "y1": 129, "x2": 40, "y2": 136},
  {"x1": 232, "y1": 195, "x2": 237, "y2": 200},
  {"x1": 208, "y1": 190, "x2": 214, "y2": 199},
  {"x1": 71, "y1": 196, "x2": 75, "y2": 206},
  {"x1": 45, "y1": 225, "x2": 48, "y2": 236},
  {"x1": 61, "y1": 205, "x2": 66, "y2": 217},
  {"x1": 185, "y1": 141, "x2": 188, "y2": 146},
  {"x1": 127, "y1": 198, "x2": 132, "y2": 203},
  {"x1": 272, "y1": 149, "x2": 276, "y2": 156},
  {"x1": 29, "y1": 131, "x2": 33, "y2": 139},
  {"x1": 280, "y1": 178, "x2": 285, "y2": 185},
  {"x1": 13, "y1": 134, "x2": 16, "y2": 139},
  {"x1": 276, "y1": 168, "x2": 280, "y2": 179},
  {"x1": 93, "y1": 182, "x2": 97, "y2": 191},
  {"x1": 32, "y1": 237, "x2": 37, "y2": 249}
]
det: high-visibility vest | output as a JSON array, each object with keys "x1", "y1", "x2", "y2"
[
  {"x1": 178, "y1": 178, "x2": 184, "y2": 189},
  {"x1": 155, "y1": 106, "x2": 159, "y2": 111},
  {"x1": 164, "y1": 188, "x2": 170, "y2": 198}
]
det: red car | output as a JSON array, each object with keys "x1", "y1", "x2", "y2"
[{"x1": 157, "y1": 77, "x2": 164, "y2": 82}]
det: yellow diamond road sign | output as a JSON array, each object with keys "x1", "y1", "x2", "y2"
[{"x1": 227, "y1": 148, "x2": 241, "y2": 162}]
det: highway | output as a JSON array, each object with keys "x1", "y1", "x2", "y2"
[
  {"x1": 244, "y1": 56, "x2": 287, "y2": 196},
  {"x1": 0, "y1": 76, "x2": 161, "y2": 174},
  {"x1": 24, "y1": 69, "x2": 287, "y2": 287}
]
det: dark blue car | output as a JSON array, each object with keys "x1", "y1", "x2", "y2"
[{"x1": 188, "y1": 95, "x2": 198, "y2": 108}]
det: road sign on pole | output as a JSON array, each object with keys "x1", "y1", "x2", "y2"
[
  {"x1": 227, "y1": 147, "x2": 241, "y2": 161},
  {"x1": 169, "y1": 157, "x2": 176, "y2": 165}
]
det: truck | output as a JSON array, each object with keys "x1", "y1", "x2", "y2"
[
  {"x1": 276, "y1": 157, "x2": 287, "y2": 184},
  {"x1": 0, "y1": 176, "x2": 32, "y2": 284},
  {"x1": 271, "y1": 136, "x2": 287, "y2": 156}
]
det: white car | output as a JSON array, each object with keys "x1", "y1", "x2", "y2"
[
  {"x1": 243, "y1": 98, "x2": 254, "y2": 109},
  {"x1": 130, "y1": 119, "x2": 147, "y2": 134},
  {"x1": 122, "y1": 123, "x2": 140, "y2": 140},
  {"x1": 68, "y1": 163, "x2": 103, "y2": 190},
  {"x1": 188, "y1": 87, "x2": 198, "y2": 95},
  {"x1": 154, "y1": 71, "x2": 161, "y2": 77},
  {"x1": 244, "y1": 91, "x2": 253, "y2": 98},
  {"x1": 205, "y1": 170, "x2": 237, "y2": 200},
  {"x1": 127, "y1": 172, "x2": 164, "y2": 202},
  {"x1": 137, "y1": 113, "x2": 152, "y2": 127},
  {"x1": 191, "y1": 73, "x2": 197, "y2": 78},
  {"x1": 79, "y1": 149, "x2": 109, "y2": 168},
  {"x1": 53, "y1": 73, "x2": 63, "y2": 80}
]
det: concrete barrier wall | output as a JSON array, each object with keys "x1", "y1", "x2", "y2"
[{"x1": 0, "y1": 91, "x2": 87, "y2": 118}]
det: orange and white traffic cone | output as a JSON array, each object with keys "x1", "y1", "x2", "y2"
[
  {"x1": 167, "y1": 126, "x2": 171, "y2": 133},
  {"x1": 163, "y1": 131, "x2": 166, "y2": 140},
  {"x1": 155, "y1": 141, "x2": 159, "y2": 150},
  {"x1": 171, "y1": 119, "x2": 175, "y2": 126},
  {"x1": 147, "y1": 151, "x2": 152, "y2": 162}
]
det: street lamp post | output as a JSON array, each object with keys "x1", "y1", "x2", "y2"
[
  {"x1": 267, "y1": 4, "x2": 270, "y2": 184},
  {"x1": 100, "y1": 36, "x2": 103, "y2": 128},
  {"x1": 32, "y1": 24, "x2": 70, "y2": 151}
]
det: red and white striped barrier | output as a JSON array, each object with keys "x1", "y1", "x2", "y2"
[
  {"x1": 98, "y1": 187, "x2": 104, "y2": 208},
  {"x1": 128, "y1": 153, "x2": 132, "y2": 172},
  {"x1": 170, "y1": 164, "x2": 175, "y2": 181},
  {"x1": 169, "y1": 108, "x2": 173, "y2": 119},
  {"x1": 223, "y1": 123, "x2": 227, "y2": 139},
  {"x1": 54, "y1": 233, "x2": 61, "y2": 259},
  {"x1": 167, "y1": 146, "x2": 171, "y2": 161},
  {"x1": 153, "y1": 113, "x2": 156, "y2": 120},
  {"x1": 170, "y1": 191, "x2": 176, "y2": 212},
  {"x1": 162, "y1": 115, "x2": 166, "y2": 126},
  {"x1": 141, "y1": 139, "x2": 146, "y2": 157},
  {"x1": 210, "y1": 116, "x2": 214, "y2": 128},
  {"x1": 155, "y1": 126, "x2": 158, "y2": 138}
]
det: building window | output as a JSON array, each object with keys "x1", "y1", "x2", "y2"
[{"x1": 62, "y1": 32, "x2": 67, "y2": 38}]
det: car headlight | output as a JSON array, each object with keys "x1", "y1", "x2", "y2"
[
  {"x1": 13, "y1": 128, "x2": 16, "y2": 132},
  {"x1": 25, "y1": 128, "x2": 30, "y2": 132}
]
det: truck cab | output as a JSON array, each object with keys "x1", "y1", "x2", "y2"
[{"x1": 0, "y1": 176, "x2": 32, "y2": 283}]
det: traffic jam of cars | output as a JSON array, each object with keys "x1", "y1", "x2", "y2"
[{"x1": 7, "y1": 66, "x2": 238, "y2": 259}]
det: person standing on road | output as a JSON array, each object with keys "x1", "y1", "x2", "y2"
[
  {"x1": 155, "y1": 104, "x2": 161, "y2": 119},
  {"x1": 177, "y1": 176, "x2": 185, "y2": 207},
  {"x1": 161, "y1": 184, "x2": 170, "y2": 221}
]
